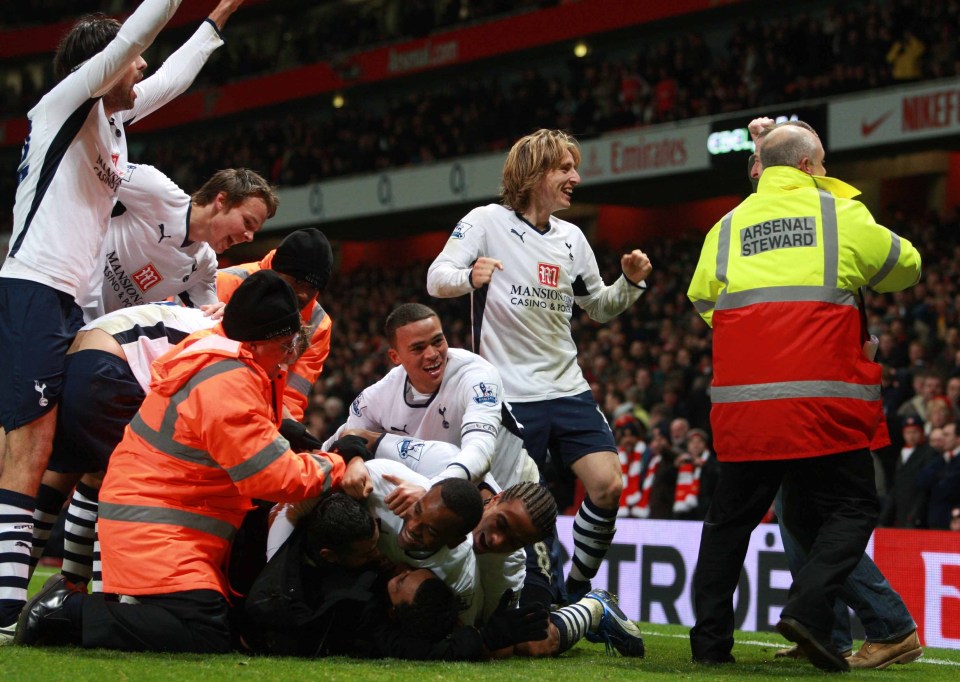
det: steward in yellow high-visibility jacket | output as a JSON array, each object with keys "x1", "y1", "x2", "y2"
[
  {"x1": 688, "y1": 164, "x2": 921, "y2": 462},
  {"x1": 687, "y1": 124, "x2": 922, "y2": 671}
]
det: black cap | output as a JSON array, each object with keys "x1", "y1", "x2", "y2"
[
  {"x1": 222, "y1": 270, "x2": 301, "y2": 341},
  {"x1": 901, "y1": 416, "x2": 924, "y2": 431},
  {"x1": 272, "y1": 228, "x2": 333, "y2": 291}
]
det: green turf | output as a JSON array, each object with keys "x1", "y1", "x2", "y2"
[{"x1": 3, "y1": 566, "x2": 958, "y2": 681}]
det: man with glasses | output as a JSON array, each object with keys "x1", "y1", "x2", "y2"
[{"x1": 16, "y1": 271, "x2": 367, "y2": 653}]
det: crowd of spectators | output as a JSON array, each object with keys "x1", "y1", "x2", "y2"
[
  {"x1": 302, "y1": 206, "x2": 960, "y2": 529},
  {"x1": 3, "y1": 0, "x2": 960, "y2": 234},
  {"x1": 1, "y1": 0, "x2": 550, "y2": 35},
  {"x1": 101, "y1": 0, "x2": 960, "y2": 193},
  {"x1": 0, "y1": 0, "x2": 552, "y2": 117}
]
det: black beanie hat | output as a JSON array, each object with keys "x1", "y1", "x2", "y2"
[
  {"x1": 222, "y1": 270, "x2": 301, "y2": 341},
  {"x1": 272, "y1": 228, "x2": 333, "y2": 291}
]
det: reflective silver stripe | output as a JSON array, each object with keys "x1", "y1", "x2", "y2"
[
  {"x1": 99, "y1": 502, "x2": 237, "y2": 541},
  {"x1": 130, "y1": 360, "x2": 248, "y2": 468},
  {"x1": 309, "y1": 455, "x2": 335, "y2": 493},
  {"x1": 868, "y1": 231, "x2": 902, "y2": 289},
  {"x1": 715, "y1": 286, "x2": 856, "y2": 311},
  {"x1": 287, "y1": 372, "x2": 312, "y2": 398},
  {"x1": 716, "y1": 211, "x2": 733, "y2": 285},
  {"x1": 692, "y1": 299, "x2": 715, "y2": 314},
  {"x1": 308, "y1": 304, "x2": 327, "y2": 334},
  {"x1": 219, "y1": 266, "x2": 251, "y2": 280},
  {"x1": 818, "y1": 190, "x2": 839, "y2": 288},
  {"x1": 128, "y1": 413, "x2": 216, "y2": 468},
  {"x1": 711, "y1": 380, "x2": 880, "y2": 403},
  {"x1": 227, "y1": 435, "x2": 290, "y2": 483}
]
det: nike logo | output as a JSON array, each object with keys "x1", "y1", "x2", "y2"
[
  {"x1": 861, "y1": 111, "x2": 893, "y2": 137},
  {"x1": 511, "y1": 228, "x2": 525, "y2": 243}
]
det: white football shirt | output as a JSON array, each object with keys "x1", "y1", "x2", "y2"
[
  {"x1": 80, "y1": 163, "x2": 218, "y2": 319},
  {"x1": 427, "y1": 203, "x2": 645, "y2": 402}
]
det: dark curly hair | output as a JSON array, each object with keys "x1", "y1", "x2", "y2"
[
  {"x1": 394, "y1": 577, "x2": 460, "y2": 642},
  {"x1": 304, "y1": 491, "x2": 375, "y2": 560},
  {"x1": 436, "y1": 478, "x2": 483, "y2": 536}
]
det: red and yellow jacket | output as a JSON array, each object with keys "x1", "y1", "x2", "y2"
[
  {"x1": 217, "y1": 250, "x2": 332, "y2": 421},
  {"x1": 688, "y1": 166, "x2": 921, "y2": 461},
  {"x1": 99, "y1": 327, "x2": 345, "y2": 597}
]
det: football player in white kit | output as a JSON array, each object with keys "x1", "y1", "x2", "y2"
[
  {"x1": 0, "y1": 0, "x2": 246, "y2": 640},
  {"x1": 268, "y1": 458, "x2": 485, "y2": 624},
  {"x1": 81, "y1": 164, "x2": 278, "y2": 320},
  {"x1": 335, "y1": 302, "x2": 536, "y2": 489},
  {"x1": 427, "y1": 128, "x2": 653, "y2": 602},
  {"x1": 328, "y1": 302, "x2": 571, "y2": 613}
]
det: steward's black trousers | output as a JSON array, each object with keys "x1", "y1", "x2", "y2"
[
  {"x1": 81, "y1": 589, "x2": 231, "y2": 653},
  {"x1": 689, "y1": 448, "x2": 878, "y2": 662}
]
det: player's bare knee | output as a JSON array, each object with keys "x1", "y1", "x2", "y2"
[{"x1": 588, "y1": 474, "x2": 622, "y2": 509}]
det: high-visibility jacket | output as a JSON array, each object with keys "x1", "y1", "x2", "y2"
[
  {"x1": 688, "y1": 166, "x2": 921, "y2": 461},
  {"x1": 99, "y1": 327, "x2": 345, "y2": 597},
  {"x1": 217, "y1": 250, "x2": 332, "y2": 421}
]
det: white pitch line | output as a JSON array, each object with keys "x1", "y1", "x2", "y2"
[{"x1": 644, "y1": 630, "x2": 960, "y2": 666}]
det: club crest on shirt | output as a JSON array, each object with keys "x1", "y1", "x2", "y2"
[
  {"x1": 472, "y1": 382, "x2": 499, "y2": 405},
  {"x1": 351, "y1": 392, "x2": 365, "y2": 417},
  {"x1": 538, "y1": 262, "x2": 560, "y2": 288},
  {"x1": 451, "y1": 220, "x2": 472, "y2": 240},
  {"x1": 132, "y1": 263, "x2": 163, "y2": 293},
  {"x1": 396, "y1": 438, "x2": 425, "y2": 462}
]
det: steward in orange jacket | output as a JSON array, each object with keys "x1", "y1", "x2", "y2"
[
  {"x1": 217, "y1": 228, "x2": 334, "y2": 422},
  {"x1": 15, "y1": 271, "x2": 368, "y2": 654}
]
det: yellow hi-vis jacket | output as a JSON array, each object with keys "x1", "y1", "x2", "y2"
[
  {"x1": 99, "y1": 327, "x2": 345, "y2": 597},
  {"x1": 217, "y1": 250, "x2": 332, "y2": 422},
  {"x1": 687, "y1": 166, "x2": 921, "y2": 461}
]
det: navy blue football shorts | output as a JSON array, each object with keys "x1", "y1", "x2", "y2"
[
  {"x1": 0, "y1": 278, "x2": 85, "y2": 430},
  {"x1": 47, "y1": 349, "x2": 145, "y2": 474},
  {"x1": 509, "y1": 390, "x2": 617, "y2": 468}
]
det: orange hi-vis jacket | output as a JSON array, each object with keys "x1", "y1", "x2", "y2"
[
  {"x1": 98, "y1": 327, "x2": 345, "y2": 597},
  {"x1": 217, "y1": 250, "x2": 332, "y2": 421},
  {"x1": 687, "y1": 166, "x2": 922, "y2": 461}
]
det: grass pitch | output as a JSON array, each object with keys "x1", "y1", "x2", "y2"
[{"x1": 2, "y1": 566, "x2": 957, "y2": 681}]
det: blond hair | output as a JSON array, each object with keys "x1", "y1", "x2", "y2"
[{"x1": 500, "y1": 129, "x2": 581, "y2": 212}]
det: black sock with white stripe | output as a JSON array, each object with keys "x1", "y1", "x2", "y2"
[
  {"x1": 61, "y1": 481, "x2": 99, "y2": 585},
  {"x1": 569, "y1": 495, "x2": 618, "y2": 583},
  {"x1": 0, "y1": 488, "x2": 36, "y2": 627},
  {"x1": 29, "y1": 484, "x2": 67, "y2": 576}
]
